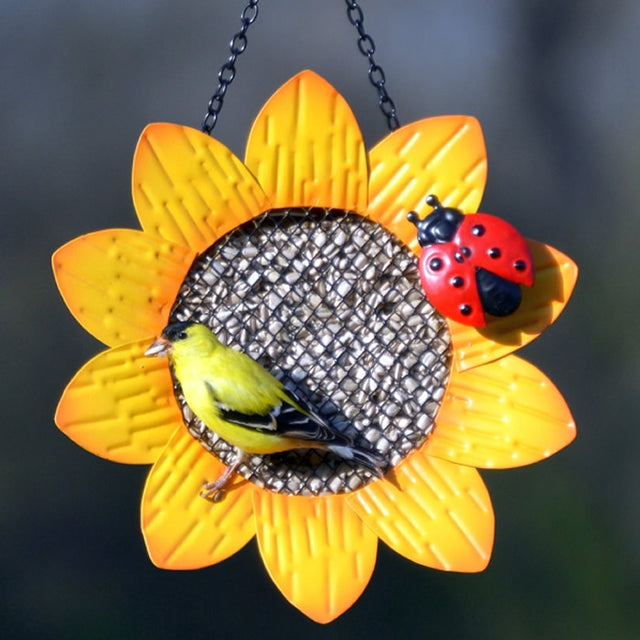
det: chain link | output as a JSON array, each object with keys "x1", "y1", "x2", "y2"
[
  {"x1": 345, "y1": 0, "x2": 400, "y2": 131},
  {"x1": 201, "y1": 0, "x2": 260, "y2": 134},
  {"x1": 202, "y1": 0, "x2": 400, "y2": 134}
]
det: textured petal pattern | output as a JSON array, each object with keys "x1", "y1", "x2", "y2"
[
  {"x1": 141, "y1": 425, "x2": 256, "y2": 570},
  {"x1": 51, "y1": 70, "x2": 579, "y2": 622},
  {"x1": 451, "y1": 241, "x2": 578, "y2": 370},
  {"x1": 427, "y1": 354, "x2": 576, "y2": 468},
  {"x1": 245, "y1": 70, "x2": 368, "y2": 212},
  {"x1": 347, "y1": 453, "x2": 493, "y2": 572},
  {"x1": 367, "y1": 116, "x2": 487, "y2": 250},
  {"x1": 52, "y1": 229, "x2": 195, "y2": 347},
  {"x1": 253, "y1": 492, "x2": 377, "y2": 624},
  {"x1": 133, "y1": 123, "x2": 270, "y2": 253},
  {"x1": 55, "y1": 340, "x2": 182, "y2": 464}
]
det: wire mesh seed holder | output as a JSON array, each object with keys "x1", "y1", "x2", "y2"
[{"x1": 52, "y1": 0, "x2": 578, "y2": 624}]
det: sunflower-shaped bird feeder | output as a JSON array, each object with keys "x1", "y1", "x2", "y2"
[{"x1": 52, "y1": 3, "x2": 577, "y2": 625}]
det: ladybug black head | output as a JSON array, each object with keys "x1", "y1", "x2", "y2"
[{"x1": 407, "y1": 194, "x2": 464, "y2": 247}]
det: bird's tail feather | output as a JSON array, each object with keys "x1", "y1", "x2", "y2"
[{"x1": 328, "y1": 444, "x2": 386, "y2": 478}]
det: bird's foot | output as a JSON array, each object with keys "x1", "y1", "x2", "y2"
[
  {"x1": 200, "y1": 477, "x2": 231, "y2": 502},
  {"x1": 199, "y1": 451, "x2": 244, "y2": 501}
]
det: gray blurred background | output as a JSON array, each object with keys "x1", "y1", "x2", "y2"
[{"x1": 2, "y1": 1, "x2": 639, "y2": 638}]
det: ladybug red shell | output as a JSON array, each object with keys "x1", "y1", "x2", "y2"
[{"x1": 408, "y1": 195, "x2": 534, "y2": 327}]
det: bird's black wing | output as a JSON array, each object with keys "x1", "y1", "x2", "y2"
[
  {"x1": 215, "y1": 405, "x2": 279, "y2": 431},
  {"x1": 207, "y1": 382, "x2": 385, "y2": 474},
  {"x1": 271, "y1": 388, "x2": 352, "y2": 446},
  {"x1": 204, "y1": 381, "x2": 279, "y2": 432},
  {"x1": 276, "y1": 389, "x2": 386, "y2": 475},
  {"x1": 205, "y1": 381, "x2": 351, "y2": 446}
]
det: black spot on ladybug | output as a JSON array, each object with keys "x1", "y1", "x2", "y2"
[
  {"x1": 475, "y1": 268, "x2": 522, "y2": 317},
  {"x1": 471, "y1": 224, "x2": 485, "y2": 237},
  {"x1": 429, "y1": 257, "x2": 443, "y2": 271},
  {"x1": 514, "y1": 259, "x2": 527, "y2": 271},
  {"x1": 460, "y1": 304, "x2": 472, "y2": 316},
  {"x1": 488, "y1": 247, "x2": 501, "y2": 259},
  {"x1": 454, "y1": 252, "x2": 464, "y2": 263},
  {"x1": 451, "y1": 276, "x2": 464, "y2": 288},
  {"x1": 461, "y1": 246, "x2": 472, "y2": 258}
]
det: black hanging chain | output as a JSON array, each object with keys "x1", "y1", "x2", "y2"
[
  {"x1": 345, "y1": 0, "x2": 400, "y2": 131},
  {"x1": 202, "y1": 0, "x2": 400, "y2": 134},
  {"x1": 201, "y1": 0, "x2": 260, "y2": 134}
]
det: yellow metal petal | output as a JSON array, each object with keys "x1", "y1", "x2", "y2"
[
  {"x1": 245, "y1": 70, "x2": 368, "y2": 212},
  {"x1": 347, "y1": 453, "x2": 493, "y2": 572},
  {"x1": 367, "y1": 115, "x2": 487, "y2": 249},
  {"x1": 253, "y1": 491, "x2": 377, "y2": 624},
  {"x1": 427, "y1": 354, "x2": 575, "y2": 468},
  {"x1": 141, "y1": 425, "x2": 256, "y2": 570},
  {"x1": 52, "y1": 229, "x2": 195, "y2": 347},
  {"x1": 133, "y1": 123, "x2": 270, "y2": 253},
  {"x1": 452, "y1": 241, "x2": 578, "y2": 371},
  {"x1": 55, "y1": 339, "x2": 183, "y2": 464}
]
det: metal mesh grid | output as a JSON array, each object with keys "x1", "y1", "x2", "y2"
[{"x1": 170, "y1": 208, "x2": 451, "y2": 496}]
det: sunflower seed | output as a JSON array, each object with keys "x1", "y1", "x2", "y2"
[{"x1": 170, "y1": 208, "x2": 451, "y2": 497}]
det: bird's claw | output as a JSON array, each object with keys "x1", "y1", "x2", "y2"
[
  {"x1": 200, "y1": 474, "x2": 230, "y2": 501},
  {"x1": 200, "y1": 480, "x2": 227, "y2": 502},
  {"x1": 199, "y1": 454, "x2": 243, "y2": 501}
]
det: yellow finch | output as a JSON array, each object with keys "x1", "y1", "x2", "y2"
[{"x1": 145, "y1": 321, "x2": 384, "y2": 499}]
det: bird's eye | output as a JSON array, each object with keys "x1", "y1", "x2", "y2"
[{"x1": 178, "y1": 331, "x2": 188, "y2": 340}]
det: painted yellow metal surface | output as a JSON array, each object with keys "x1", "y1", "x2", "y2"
[
  {"x1": 133, "y1": 123, "x2": 270, "y2": 253},
  {"x1": 52, "y1": 229, "x2": 195, "y2": 347},
  {"x1": 367, "y1": 115, "x2": 487, "y2": 251},
  {"x1": 347, "y1": 452, "x2": 494, "y2": 572},
  {"x1": 141, "y1": 425, "x2": 256, "y2": 570},
  {"x1": 245, "y1": 70, "x2": 368, "y2": 213},
  {"x1": 451, "y1": 241, "x2": 578, "y2": 371},
  {"x1": 52, "y1": 69, "x2": 578, "y2": 623},
  {"x1": 428, "y1": 354, "x2": 576, "y2": 468},
  {"x1": 55, "y1": 339, "x2": 182, "y2": 464},
  {"x1": 253, "y1": 490, "x2": 378, "y2": 624}
]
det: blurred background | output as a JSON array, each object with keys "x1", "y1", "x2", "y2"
[{"x1": 2, "y1": 0, "x2": 638, "y2": 638}]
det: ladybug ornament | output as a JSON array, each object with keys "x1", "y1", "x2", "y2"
[{"x1": 408, "y1": 195, "x2": 534, "y2": 327}]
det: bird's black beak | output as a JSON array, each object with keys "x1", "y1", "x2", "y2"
[{"x1": 144, "y1": 336, "x2": 172, "y2": 357}]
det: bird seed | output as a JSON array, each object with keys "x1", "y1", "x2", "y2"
[{"x1": 170, "y1": 208, "x2": 451, "y2": 497}]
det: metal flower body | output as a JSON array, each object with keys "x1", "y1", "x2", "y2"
[{"x1": 52, "y1": 71, "x2": 577, "y2": 623}]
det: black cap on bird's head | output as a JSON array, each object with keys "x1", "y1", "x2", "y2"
[
  {"x1": 162, "y1": 321, "x2": 195, "y2": 343},
  {"x1": 144, "y1": 320, "x2": 196, "y2": 357},
  {"x1": 407, "y1": 194, "x2": 464, "y2": 247}
]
